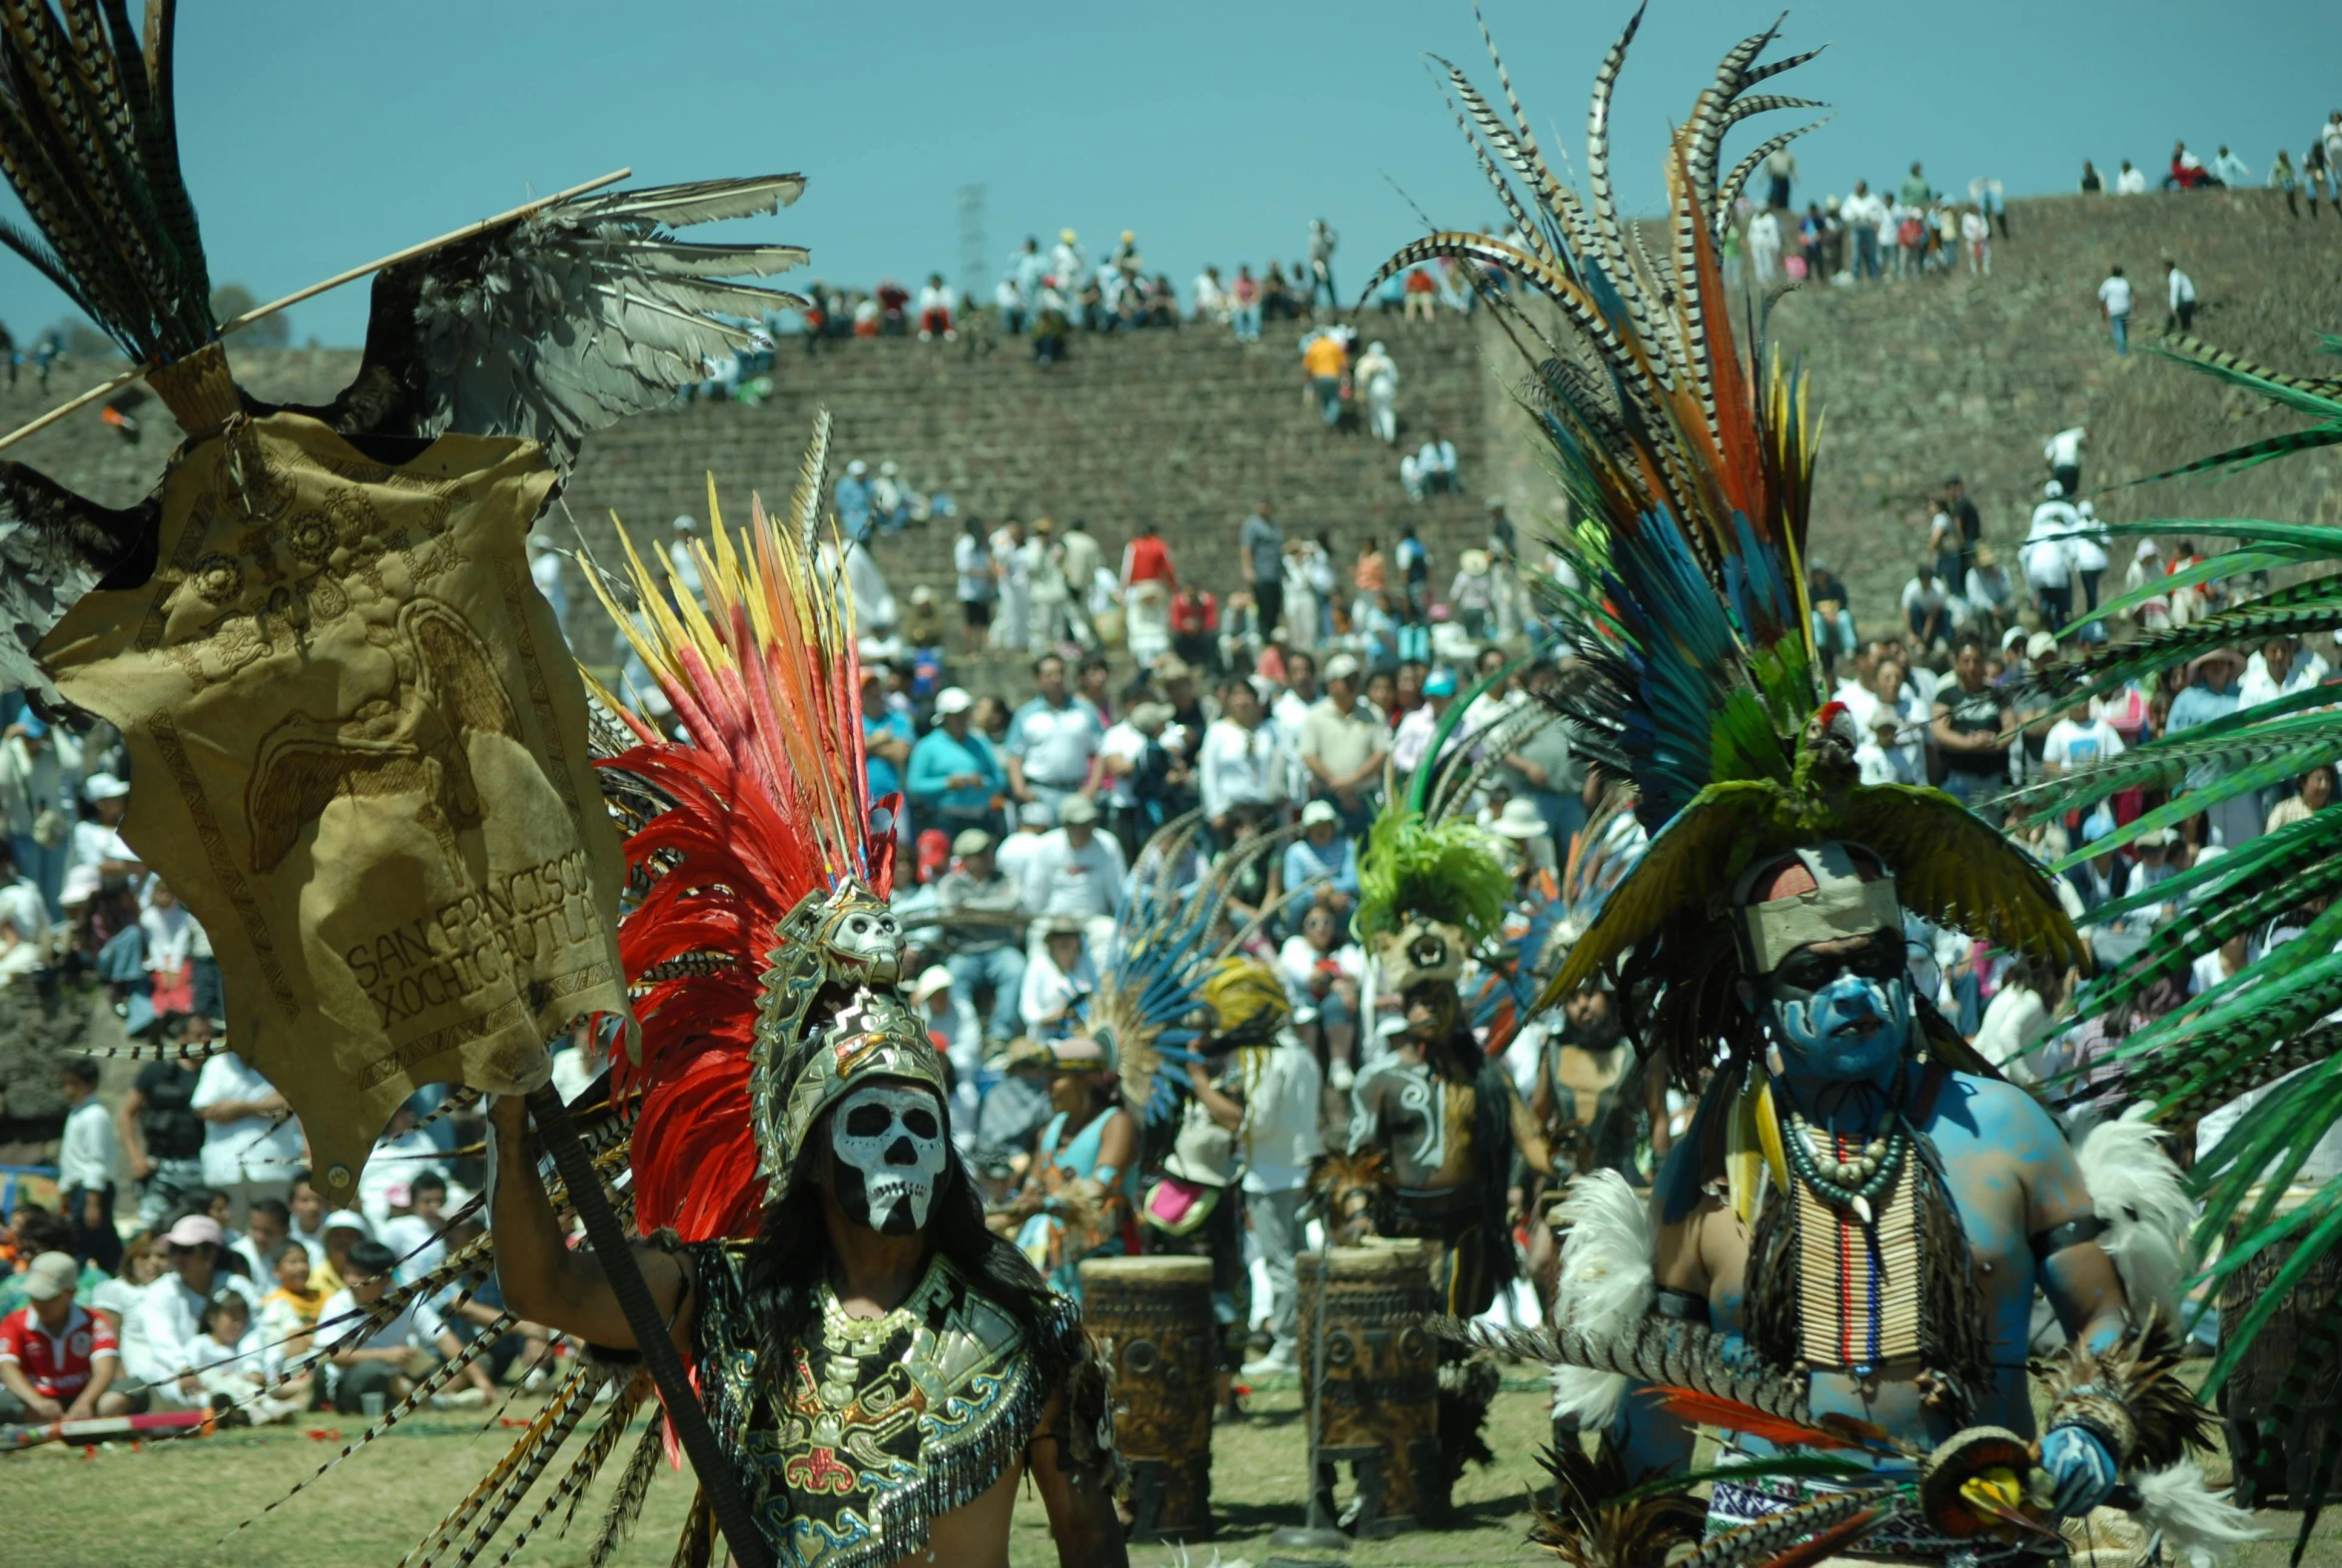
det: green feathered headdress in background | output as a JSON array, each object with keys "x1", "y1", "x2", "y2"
[{"x1": 1354, "y1": 807, "x2": 1512, "y2": 959}]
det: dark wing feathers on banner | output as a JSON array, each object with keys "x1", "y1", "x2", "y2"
[
  {"x1": 0, "y1": 459, "x2": 153, "y2": 698},
  {"x1": 290, "y1": 175, "x2": 810, "y2": 475}
]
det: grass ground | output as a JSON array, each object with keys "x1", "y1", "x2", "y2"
[{"x1": 1, "y1": 1385, "x2": 2335, "y2": 1567}]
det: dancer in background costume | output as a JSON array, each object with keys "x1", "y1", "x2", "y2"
[{"x1": 1367, "y1": 10, "x2": 2251, "y2": 1565}]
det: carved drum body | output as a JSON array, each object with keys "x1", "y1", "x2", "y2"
[
  {"x1": 1081, "y1": 1254, "x2": 1216, "y2": 1537},
  {"x1": 1296, "y1": 1239, "x2": 1444, "y2": 1533}
]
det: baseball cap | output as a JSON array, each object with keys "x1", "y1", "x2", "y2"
[
  {"x1": 164, "y1": 1214, "x2": 223, "y2": 1249},
  {"x1": 1323, "y1": 652, "x2": 1361, "y2": 681},
  {"x1": 321, "y1": 1210, "x2": 373, "y2": 1236},
  {"x1": 1423, "y1": 667, "x2": 1458, "y2": 698},
  {"x1": 1300, "y1": 800, "x2": 1338, "y2": 828},
  {"x1": 1155, "y1": 655, "x2": 1194, "y2": 683},
  {"x1": 21, "y1": 1250, "x2": 78, "y2": 1301},
  {"x1": 1018, "y1": 801, "x2": 1053, "y2": 828},
  {"x1": 1058, "y1": 796, "x2": 1100, "y2": 826},
  {"x1": 952, "y1": 828, "x2": 994, "y2": 857},
  {"x1": 83, "y1": 772, "x2": 130, "y2": 802},
  {"x1": 2025, "y1": 631, "x2": 2059, "y2": 661},
  {"x1": 933, "y1": 686, "x2": 973, "y2": 716},
  {"x1": 911, "y1": 965, "x2": 954, "y2": 1005}
]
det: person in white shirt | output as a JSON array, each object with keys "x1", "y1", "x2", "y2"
[
  {"x1": 2023, "y1": 483, "x2": 2082, "y2": 629},
  {"x1": 2041, "y1": 697, "x2": 2126, "y2": 776},
  {"x1": 317, "y1": 1237, "x2": 489, "y2": 1412},
  {"x1": 192, "y1": 1049, "x2": 302, "y2": 1226},
  {"x1": 133, "y1": 1215, "x2": 262, "y2": 1407},
  {"x1": 2240, "y1": 635, "x2": 2330, "y2": 709},
  {"x1": 1195, "y1": 678, "x2": 1282, "y2": 833},
  {"x1": 1745, "y1": 207, "x2": 1782, "y2": 286},
  {"x1": 915, "y1": 273, "x2": 955, "y2": 342},
  {"x1": 1391, "y1": 667, "x2": 1461, "y2": 772},
  {"x1": 2114, "y1": 160, "x2": 2147, "y2": 196},
  {"x1": 2043, "y1": 424, "x2": 2085, "y2": 495},
  {"x1": 1354, "y1": 341, "x2": 1399, "y2": 444},
  {"x1": 1839, "y1": 180, "x2": 1885, "y2": 279},
  {"x1": 359, "y1": 1100, "x2": 446, "y2": 1230},
  {"x1": 1901, "y1": 563, "x2": 1951, "y2": 656},
  {"x1": 1959, "y1": 206, "x2": 1991, "y2": 276},
  {"x1": 1018, "y1": 917, "x2": 1097, "y2": 1038},
  {"x1": 2209, "y1": 146, "x2": 2252, "y2": 187},
  {"x1": 2069, "y1": 498, "x2": 2111, "y2": 632},
  {"x1": 2164, "y1": 259, "x2": 2197, "y2": 335},
  {"x1": 1972, "y1": 957, "x2": 2067, "y2": 1087},
  {"x1": 57, "y1": 1059, "x2": 122, "y2": 1272},
  {"x1": 1183, "y1": 1006, "x2": 1323, "y2": 1378},
  {"x1": 1860, "y1": 659, "x2": 1925, "y2": 782},
  {"x1": 2096, "y1": 265, "x2": 2132, "y2": 355},
  {"x1": 1018, "y1": 796, "x2": 1126, "y2": 959}
]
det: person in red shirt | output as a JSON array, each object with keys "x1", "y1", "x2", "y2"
[{"x1": 0, "y1": 1251, "x2": 126, "y2": 1421}]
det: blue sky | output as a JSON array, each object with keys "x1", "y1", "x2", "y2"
[{"x1": 2, "y1": 0, "x2": 2329, "y2": 348}]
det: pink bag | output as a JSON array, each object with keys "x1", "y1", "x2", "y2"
[{"x1": 1784, "y1": 254, "x2": 1808, "y2": 281}]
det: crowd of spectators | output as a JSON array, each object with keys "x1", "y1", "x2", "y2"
[{"x1": 0, "y1": 691, "x2": 544, "y2": 1425}]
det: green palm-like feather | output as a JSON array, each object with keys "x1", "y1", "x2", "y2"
[
  {"x1": 2005, "y1": 710, "x2": 2342, "y2": 839},
  {"x1": 2036, "y1": 573, "x2": 2342, "y2": 703},
  {"x1": 2070, "y1": 853, "x2": 2342, "y2": 1022},
  {"x1": 2081, "y1": 546, "x2": 2314, "y2": 629},
  {"x1": 2023, "y1": 729, "x2": 2342, "y2": 872},
  {"x1": 2081, "y1": 800, "x2": 2342, "y2": 927}
]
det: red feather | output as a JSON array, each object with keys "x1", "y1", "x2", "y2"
[{"x1": 1641, "y1": 1386, "x2": 1866, "y2": 1451}]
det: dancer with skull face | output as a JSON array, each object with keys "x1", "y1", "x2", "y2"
[{"x1": 481, "y1": 457, "x2": 1126, "y2": 1568}]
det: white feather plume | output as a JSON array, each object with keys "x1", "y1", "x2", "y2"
[
  {"x1": 2131, "y1": 1458, "x2": 2263, "y2": 1567},
  {"x1": 2075, "y1": 1105, "x2": 2194, "y2": 1325},
  {"x1": 1546, "y1": 1169, "x2": 1655, "y2": 1428}
]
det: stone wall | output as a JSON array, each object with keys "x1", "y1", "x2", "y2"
[{"x1": 4, "y1": 186, "x2": 2333, "y2": 676}]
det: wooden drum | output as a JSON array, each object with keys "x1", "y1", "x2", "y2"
[
  {"x1": 1080, "y1": 1254, "x2": 1216, "y2": 1538},
  {"x1": 1295, "y1": 1238, "x2": 1443, "y2": 1533},
  {"x1": 2217, "y1": 1192, "x2": 2342, "y2": 1507}
]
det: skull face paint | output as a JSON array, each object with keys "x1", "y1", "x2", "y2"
[
  {"x1": 1760, "y1": 932, "x2": 1913, "y2": 1094},
  {"x1": 829, "y1": 1084, "x2": 947, "y2": 1234}
]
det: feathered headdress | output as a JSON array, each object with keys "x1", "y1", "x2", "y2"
[
  {"x1": 1082, "y1": 812, "x2": 1295, "y2": 1123},
  {"x1": 1364, "y1": 5, "x2": 2081, "y2": 1076},
  {"x1": 582, "y1": 414, "x2": 935, "y2": 1241}
]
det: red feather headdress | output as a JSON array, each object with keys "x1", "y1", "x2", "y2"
[{"x1": 581, "y1": 414, "x2": 902, "y2": 1240}]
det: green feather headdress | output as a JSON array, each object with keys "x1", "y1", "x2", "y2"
[{"x1": 1354, "y1": 807, "x2": 1512, "y2": 959}]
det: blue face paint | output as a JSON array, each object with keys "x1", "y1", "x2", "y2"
[{"x1": 1762, "y1": 941, "x2": 1913, "y2": 1098}]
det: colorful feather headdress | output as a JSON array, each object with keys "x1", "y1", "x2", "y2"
[
  {"x1": 582, "y1": 412, "x2": 934, "y2": 1241},
  {"x1": 1365, "y1": 4, "x2": 2081, "y2": 1076}
]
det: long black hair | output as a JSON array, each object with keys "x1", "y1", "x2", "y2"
[{"x1": 739, "y1": 1133, "x2": 1079, "y2": 1385}]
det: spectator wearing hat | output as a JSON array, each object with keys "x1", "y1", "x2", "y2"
[
  {"x1": 0, "y1": 1251, "x2": 126, "y2": 1422},
  {"x1": 60, "y1": 769, "x2": 139, "y2": 916},
  {"x1": 1449, "y1": 550, "x2": 1496, "y2": 638},
  {"x1": 1005, "y1": 653, "x2": 1105, "y2": 825},
  {"x1": 1101, "y1": 702, "x2": 1194, "y2": 850},
  {"x1": 2241, "y1": 635, "x2": 2331, "y2": 711},
  {"x1": 1021, "y1": 797, "x2": 1126, "y2": 962},
  {"x1": 1391, "y1": 666, "x2": 1462, "y2": 773},
  {"x1": 2170, "y1": 649, "x2": 2259, "y2": 847},
  {"x1": 935, "y1": 830, "x2": 1030, "y2": 1050},
  {"x1": 312, "y1": 1208, "x2": 372, "y2": 1296},
  {"x1": 318, "y1": 1238, "x2": 489, "y2": 1413},
  {"x1": 906, "y1": 687, "x2": 1008, "y2": 842},
  {"x1": 1019, "y1": 916, "x2": 1097, "y2": 1040},
  {"x1": 132, "y1": 1214, "x2": 260, "y2": 1408},
  {"x1": 1279, "y1": 800, "x2": 1359, "y2": 930},
  {"x1": 664, "y1": 513, "x2": 707, "y2": 605},
  {"x1": 1491, "y1": 796, "x2": 1559, "y2": 893},
  {"x1": 1298, "y1": 653, "x2": 1389, "y2": 835},
  {"x1": 56, "y1": 1058, "x2": 121, "y2": 1272},
  {"x1": 0, "y1": 708, "x2": 71, "y2": 918}
]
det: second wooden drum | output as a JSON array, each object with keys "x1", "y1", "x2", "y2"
[{"x1": 1295, "y1": 1238, "x2": 1443, "y2": 1533}]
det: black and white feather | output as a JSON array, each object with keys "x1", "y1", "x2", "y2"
[
  {"x1": 294, "y1": 175, "x2": 811, "y2": 476},
  {"x1": 0, "y1": 460, "x2": 153, "y2": 698}
]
